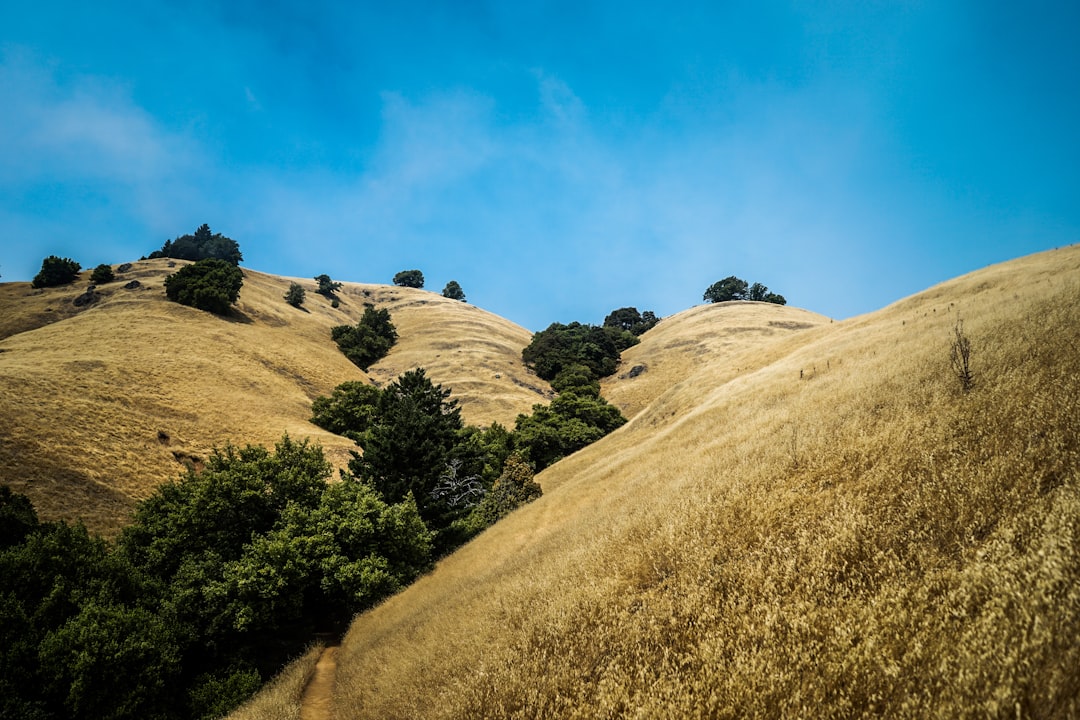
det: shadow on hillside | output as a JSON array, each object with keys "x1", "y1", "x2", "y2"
[{"x1": 222, "y1": 308, "x2": 254, "y2": 324}]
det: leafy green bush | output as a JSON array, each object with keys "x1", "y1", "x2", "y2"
[
  {"x1": 393, "y1": 269, "x2": 424, "y2": 288},
  {"x1": 284, "y1": 282, "x2": 305, "y2": 308},
  {"x1": 164, "y1": 259, "x2": 244, "y2": 315},
  {"x1": 331, "y1": 304, "x2": 397, "y2": 370},
  {"x1": 522, "y1": 322, "x2": 624, "y2": 381},
  {"x1": 89, "y1": 264, "x2": 116, "y2": 284},
  {"x1": 513, "y1": 389, "x2": 626, "y2": 471},
  {"x1": 442, "y1": 280, "x2": 465, "y2": 301},
  {"x1": 149, "y1": 224, "x2": 242, "y2": 265},
  {"x1": 471, "y1": 453, "x2": 541, "y2": 526},
  {"x1": 310, "y1": 381, "x2": 382, "y2": 442},
  {"x1": 31, "y1": 256, "x2": 81, "y2": 288}
]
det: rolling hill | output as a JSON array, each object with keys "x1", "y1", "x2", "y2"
[
  {"x1": 0, "y1": 259, "x2": 547, "y2": 536},
  {"x1": 3, "y1": 246, "x2": 1079, "y2": 718},
  {"x1": 319, "y1": 245, "x2": 1079, "y2": 718}
]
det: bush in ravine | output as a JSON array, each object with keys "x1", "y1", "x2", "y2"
[
  {"x1": 31, "y1": 256, "x2": 81, "y2": 288},
  {"x1": 164, "y1": 259, "x2": 244, "y2": 315},
  {"x1": 90, "y1": 264, "x2": 116, "y2": 284},
  {"x1": 331, "y1": 305, "x2": 397, "y2": 370}
]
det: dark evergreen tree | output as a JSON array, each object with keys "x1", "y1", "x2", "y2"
[
  {"x1": 442, "y1": 280, "x2": 466, "y2": 301},
  {"x1": 31, "y1": 256, "x2": 81, "y2": 288},
  {"x1": 89, "y1": 264, "x2": 116, "y2": 284},
  {"x1": 703, "y1": 276, "x2": 749, "y2": 303},
  {"x1": 314, "y1": 274, "x2": 342, "y2": 297},
  {"x1": 284, "y1": 282, "x2": 305, "y2": 308},
  {"x1": 522, "y1": 322, "x2": 623, "y2": 381},
  {"x1": 149, "y1": 224, "x2": 242, "y2": 266}
]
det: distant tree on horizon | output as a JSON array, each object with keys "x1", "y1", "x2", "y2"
[
  {"x1": 149, "y1": 224, "x2": 242, "y2": 266},
  {"x1": 31, "y1": 256, "x2": 81, "y2": 288},
  {"x1": 314, "y1": 274, "x2": 342, "y2": 297},
  {"x1": 442, "y1": 280, "x2": 466, "y2": 301},
  {"x1": 393, "y1": 269, "x2": 424, "y2": 288},
  {"x1": 704, "y1": 276, "x2": 786, "y2": 305}
]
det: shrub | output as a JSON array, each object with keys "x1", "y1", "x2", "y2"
[
  {"x1": 89, "y1": 264, "x2": 115, "y2": 284},
  {"x1": 472, "y1": 453, "x2": 542, "y2": 526},
  {"x1": 310, "y1": 381, "x2": 382, "y2": 442},
  {"x1": 513, "y1": 388, "x2": 626, "y2": 471},
  {"x1": 331, "y1": 305, "x2": 397, "y2": 370},
  {"x1": 522, "y1": 322, "x2": 623, "y2": 381},
  {"x1": 164, "y1": 259, "x2": 244, "y2": 315},
  {"x1": 442, "y1": 280, "x2": 466, "y2": 301},
  {"x1": 284, "y1": 282, "x2": 305, "y2": 308},
  {"x1": 314, "y1": 274, "x2": 342, "y2": 297},
  {"x1": 31, "y1": 256, "x2": 81, "y2": 288},
  {"x1": 603, "y1": 307, "x2": 659, "y2": 336},
  {"x1": 393, "y1": 269, "x2": 424, "y2": 288},
  {"x1": 148, "y1": 224, "x2": 242, "y2": 265}
]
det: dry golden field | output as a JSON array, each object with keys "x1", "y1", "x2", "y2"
[
  {"x1": 328, "y1": 245, "x2": 1080, "y2": 718},
  {"x1": 0, "y1": 259, "x2": 544, "y2": 536}
]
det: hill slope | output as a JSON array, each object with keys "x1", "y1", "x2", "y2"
[
  {"x1": 328, "y1": 245, "x2": 1080, "y2": 718},
  {"x1": 0, "y1": 260, "x2": 545, "y2": 536}
]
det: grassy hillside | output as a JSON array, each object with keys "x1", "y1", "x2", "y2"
[
  {"x1": 0, "y1": 260, "x2": 544, "y2": 536},
  {"x1": 329, "y1": 245, "x2": 1080, "y2": 718}
]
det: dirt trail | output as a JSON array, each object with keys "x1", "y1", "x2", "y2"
[{"x1": 299, "y1": 645, "x2": 338, "y2": 720}]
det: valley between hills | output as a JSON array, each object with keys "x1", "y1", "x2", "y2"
[{"x1": 2, "y1": 245, "x2": 1079, "y2": 718}]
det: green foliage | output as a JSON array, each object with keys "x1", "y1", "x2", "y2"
[
  {"x1": 31, "y1": 256, "x2": 81, "y2": 288},
  {"x1": 603, "y1": 307, "x2": 660, "y2": 336},
  {"x1": 331, "y1": 304, "x2": 397, "y2": 370},
  {"x1": 472, "y1": 453, "x2": 542, "y2": 526},
  {"x1": 149, "y1": 224, "x2": 242, "y2": 266},
  {"x1": 164, "y1": 258, "x2": 244, "y2": 315},
  {"x1": 0, "y1": 485, "x2": 39, "y2": 548},
  {"x1": 442, "y1": 280, "x2": 466, "y2": 301},
  {"x1": 393, "y1": 269, "x2": 424, "y2": 288},
  {"x1": 314, "y1": 274, "x2": 342, "y2": 297},
  {"x1": 513, "y1": 387, "x2": 626, "y2": 471},
  {"x1": 704, "y1": 275, "x2": 786, "y2": 305},
  {"x1": 703, "y1": 275, "x2": 749, "y2": 303},
  {"x1": 90, "y1": 264, "x2": 116, "y2": 284},
  {"x1": 348, "y1": 369, "x2": 464, "y2": 529},
  {"x1": 522, "y1": 322, "x2": 623, "y2": 381},
  {"x1": 309, "y1": 381, "x2": 382, "y2": 442},
  {"x1": 284, "y1": 282, "x2": 305, "y2": 308}
]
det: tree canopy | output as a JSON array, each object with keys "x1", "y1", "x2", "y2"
[
  {"x1": 442, "y1": 280, "x2": 465, "y2": 301},
  {"x1": 330, "y1": 305, "x2": 397, "y2": 370},
  {"x1": 603, "y1": 307, "x2": 659, "y2": 336},
  {"x1": 522, "y1": 322, "x2": 626, "y2": 381},
  {"x1": 704, "y1": 275, "x2": 786, "y2": 305},
  {"x1": 31, "y1": 256, "x2": 81, "y2": 288},
  {"x1": 149, "y1": 224, "x2": 242, "y2": 266},
  {"x1": 314, "y1": 274, "x2": 342, "y2": 297},
  {"x1": 393, "y1": 269, "x2": 424, "y2": 288},
  {"x1": 164, "y1": 259, "x2": 244, "y2": 315}
]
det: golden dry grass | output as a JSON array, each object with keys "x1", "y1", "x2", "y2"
[
  {"x1": 225, "y1": 642, "x2": 325, "y2": 720},
  {"x1": 333, "y1": 245, "x2": 1080, "y2": 718},
  {"x1": 0, "y1": 260, "x2": 543, "y2": 536}
]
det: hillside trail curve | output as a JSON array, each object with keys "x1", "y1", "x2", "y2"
[{"x1": 299, "y1": 645, "x2": 338, "y2": 720}]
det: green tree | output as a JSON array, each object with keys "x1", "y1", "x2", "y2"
[
  {"x1": 473, "y1": 453, "x2": 542, "y2": 526},
  {"x1": 284, "y1": 282, "x2": 305, "y2": 308},
  {"x1": 513, "y1": 389, "x2": 626, "y2": 471},
  {"x1": 603, "y1": 307, "x2": 660, "y2": 336},
  {"x1": 747, "y1": 282, "x2": 787, "y2": 305},
  {"x1": 31, "y1": 256, "x2": 81, "y2": 288},
  {"x1": 393, "y1": 269, "x2": 424, "y2": 288},
  {"x1": 703, "y1": 276, "x2": 749, "y2": 303},
  {"x1": 164, "y1": 259, "x2": 244, "y2": 315},
  {"x1": 442, "y1": 280, "x2": 466, "y2": 301},
  {"x1": 90, "y1": 264, "x2": 116, "y2": 284},
  {"x1": 348, "y1": 369, "x2": 463, "y2": 528},
  {"x1": 314, "y1": 274, "x2": 342, "y2": 297},
  {"x1": 149, "y1": 224, "x2": 242, "y2": 266},
  {"x1": 309, "y1": 381, "x2": 382, "y2": 442},
  {"x1": 522, "y1": 322, "x2": 623, "y2": 382},
  {"x1": 330, "y1": 305, "x2": 397, "y2": 370}
]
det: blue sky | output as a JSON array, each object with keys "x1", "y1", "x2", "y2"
[{"x1": 2, "y1": 2, "x2": 1078, "y2": 330}]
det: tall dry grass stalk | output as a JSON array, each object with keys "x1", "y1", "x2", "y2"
[{"x1": 334, "y1": 246, "x2": 1080, "y2": 718}]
